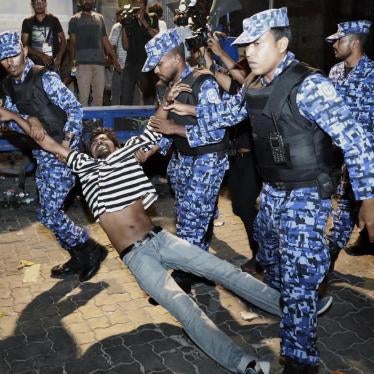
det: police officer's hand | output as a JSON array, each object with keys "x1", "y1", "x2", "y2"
[
  {"x1": 0, "y1": 107, "x2": 16, "y2": 122},
  {"x1": 135, "y1": 144, "x2": 160, "y2": 163},
  {"x1": 358, "y1": 198, "x2": 374, "y2": 242},
  {"x1": 163, "y1": 100, "x2": 196, "y2": 116},
  {"x1": 165, "y1": 82, "x2": 192, "y2": 104},
  {"x1": 28, "y1": 116, "x2": 47, "y2": 142},
  {"x1": 149, "y1": 116, "x2": 184, "y2": 136}
]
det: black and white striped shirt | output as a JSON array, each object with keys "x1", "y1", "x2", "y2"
[{"x1": 66, "y1": 126, "x2": 161, "y2": 222}]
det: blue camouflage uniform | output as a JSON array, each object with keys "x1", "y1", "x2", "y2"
[
  {"x1": 0, "y1": 31, "x2": 88, "y2": 251},
  {"x1": 192, "y1": 9, "x2": 374, "y2": 366},
  {"x1": 325, "y1": 21, "x2": 374, "y2": 250},
  {"x1": 142, "y1": 29, "x2": 228, "y2": 251}
]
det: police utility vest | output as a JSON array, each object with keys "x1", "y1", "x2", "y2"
[
  {"x1": 3, "y1": 66, "x2": 66, "y2": 143},
  {"x1": 245, "y1": 61, "x2": 342, "y2": 197},
  {"x1": 168, "y1": 70, "x2": 227, "y2": 156}
]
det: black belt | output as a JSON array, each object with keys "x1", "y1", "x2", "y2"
[{"x1": 119, "y1": 226, "x2": 162, "y2": 261}]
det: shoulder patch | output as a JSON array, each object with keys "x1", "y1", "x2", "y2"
[
  {"x1": 318, "y1": 81, "x2": 337, "y2": 100},
  {"x1": 206, "y1": 88, "x2": 220, "y2": 104}
]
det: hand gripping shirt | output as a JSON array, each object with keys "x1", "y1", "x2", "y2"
[
  {"x1": 66, "y1": 126, "x2": 161, "y2": 222},
  {"x1": 3, "y1": 58, "x2": 83, "y2": 161},
  {"x1": 158, "y1": 64, "x2": 225, "y2": 155},
  {"x1": 194, "y1": 52, "x2": 374, "y2": 200},
  {"x1": 329, "y1": 54, "x2": 374, "y2": 143}
]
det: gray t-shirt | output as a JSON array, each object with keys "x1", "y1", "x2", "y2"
[{"x1": 68, "y1": 11, "x2": 107, "y2": 65}]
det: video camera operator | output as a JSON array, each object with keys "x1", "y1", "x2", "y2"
[{"x1": 120, "y1": 0, "x2": 158, "y2": 105}]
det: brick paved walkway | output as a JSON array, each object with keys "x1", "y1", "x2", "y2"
[{"x1": 0, "y1": 175, "x2": 373, "y2": 374}]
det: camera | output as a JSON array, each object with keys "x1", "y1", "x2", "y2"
[
  {"x1": 119, "y1": 4, "x2": 141, "y2": 29},
  {"x1": 179, "y1": 1, "x2": 210, "y2": 52}
]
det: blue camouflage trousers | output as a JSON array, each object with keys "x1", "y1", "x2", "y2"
[
  {"x1": 35, "y1": 156, "x2": 89, "y2": 251},
  {"x1": 253, "y1": 184, "x2": 331, "y2": 365},
  {"x1": 167, "y1": 152, "x2": 228, "y2": 251},
  {"x1": 329, "y1": 168, "x2": 356, "y2": 250}
]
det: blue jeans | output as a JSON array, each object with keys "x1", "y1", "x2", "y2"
[{"x1": 123, "y1": 229, "x2": 281, "y2": 373}]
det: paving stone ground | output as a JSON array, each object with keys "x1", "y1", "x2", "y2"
[{"x1": 0, "y1": 173, "x2": 373, "y2": 374}]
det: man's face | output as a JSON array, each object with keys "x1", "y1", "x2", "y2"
[
  {"x1": 32, "y1": 0, "x2": 47, "y2": 14},
  {"x1": 79, "y1": 0, "x2": 95, "y2": 12},
  {"x1": 90, "y1": 134, "x2": 117, "y2": 159},
  {"x1": 154, "y1": 52, "x2": 178, "y2": 83},
  {"x1": 0, "y1": 47, "x2": 27, "y2": 80},
  {"x1": 332, "y1": 36, "x2": 354, "y2": 60},
  {"x1": 133, "y1": 0, "x2": 146, "y2": 11},
  {"x1": 245, "y1": 31, "x2": 286, "y2": 81}
]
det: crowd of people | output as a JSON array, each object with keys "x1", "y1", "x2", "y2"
[{"x1": 0, "y1": 1, "x2": 373, "y2": 374}]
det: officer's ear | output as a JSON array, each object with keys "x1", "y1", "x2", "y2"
[{"x1": 276, "y1": 36, "x2": 289, "y2": 54}]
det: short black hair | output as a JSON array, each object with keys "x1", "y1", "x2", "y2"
[
  {"x1": 89, "y1": 128, "x2": 120, "y2": 153},
  {"x1": 169, "y1": 43, "x2": 185, "y2": 60},
  {"x1": 270, "y1": 26, "x2": 292, "y2": 43},
  {"x1": 350, "y1": 33, "x2": 369, "y2": 51}
]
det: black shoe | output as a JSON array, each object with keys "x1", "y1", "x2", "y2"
[
  {"x1": 50, "y1": 252, "x2": 81, "y2": 278},
  {"x1": 283, "y1": 359, "x2": 318, "y2": 374},
  {"x1": 241, "y1": 257, "x2": 263, "y2": 275},
  {"x1": 72, "y1": 239, "x2": 108, "y2": 282},
  {"x1": 171, "y1": 270, "x2": 192, "y2": 294},
  {"x1": 345, "y1": 243, "x2": 374, "y2": 256}
]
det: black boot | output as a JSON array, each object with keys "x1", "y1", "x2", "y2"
[
  {"x1": 283, "y1": 358, "x2": 318, "y2": 374},
  {"x1": 50, "y1": 250, "x2": 82, "y2": 278},
  {"x1": 345, "y1": 229, "x2": 374, "y2": 256},
  {"x1": 71, "y1": 239, "x2": 108, "y2": 282}
]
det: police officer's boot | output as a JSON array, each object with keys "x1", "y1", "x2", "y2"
[
  {"x1": 50, "y1": 249, "x2": 82, "y2": 278},
  {"x1": 345, "y1": 228, "x2": 374, "y2": 256},
  {"x1": 71, "y1": 239, "x2": 108, "y2": 282},
  {"x1": 241, "y1": 236, "x2": 263, "y2": 275},
  {"x1": 283, "y1": 358, "x2": 318, "y2": 374}
]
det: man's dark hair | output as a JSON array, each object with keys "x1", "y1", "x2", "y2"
[
  {"x1": 89, "y1": 128, "x2": 121, "y2": 152},
  {"x1": 148, "y1": 2, "x2": 163, "y2": 18},
  {"x1": 170, "y1": 43, "x2": 185, "y2": 60},
  {"x1": 350, "y1": 33, "x2": 369, "y2": 51},
  {"x1": 270, "y1": 26, "x2": 292, "y2": 43}
]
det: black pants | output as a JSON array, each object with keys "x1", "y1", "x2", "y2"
[
  {"x1": 227, "y1": 151, "x2": 262, "y2": 251},
  {"x1": 121, "y1": 62, "x2": 156, "y2": 105}
]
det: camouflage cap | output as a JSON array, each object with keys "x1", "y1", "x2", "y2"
[
  {"x1": 142, "y1": 29, "x2": 182, "y2": 72},
  {"x1": 232, "y1": 7, "x2": 289, "y2": 46},
  {"x1": 325, "y1": 20, "x2": 372, "y2": 42},
  {"x1": 0, "y1": 31, "x2": 22, "y2": 61}
]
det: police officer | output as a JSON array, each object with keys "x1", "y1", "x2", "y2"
[
  {"x1": 325, "y1": 21, "x2": 374, "y2": 263},
  {"x1": 184, "y1": 8, "x2": 374, "y2": 373},
  {"x1": 0, "y1": 31, "x2": 106, "y2": 282},
  {"x1": 140, "y1": 29, "x2": 228, "y2": 289}
]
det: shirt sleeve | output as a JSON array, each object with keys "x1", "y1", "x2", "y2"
[
  {"x1": 41, "y1": 71, "x2": 83, "y2": 137},
  {"x1": 68, "y1": 17, "x2": 76, "y2": 35},
  {"x1": 53, "y1": 15, "x2": 64, "y2": 34},
  {"x1": 184, "y1": 78, "x2": 226, "y2": 147},
  {"x1": 194, "y1": 87, "x2": 248, "y2": 134},
  {"x1": 297, "y1": 73, "x2": 374, "y2": 200},
  {"x1": 21, "y1": 18, "x2": 31, "y2": 34},
  {"x1": 109, "y1": 24, "x2": 120, "y2": 45},
  {"x1": 118, "y1": 125, "x2": 162, "y2": 157},
  {"x1": 100, "y1": 15, "x2": 107, "y2": 37},
  {"x1": 66, "y1": 150, "x2": 98, "y2": 175}
]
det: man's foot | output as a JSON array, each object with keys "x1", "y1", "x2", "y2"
[
  {"x1": 345, "y1": 243, "x2": 374, "y2": 256},
  {"x1": 241, "y1": 257, "x2": 263, "y2": 275},
  {"x1": 171, "y1": 270, "x2": 192, "y2": 294},
  {"x1": 245, "y1": 360, "x2": 270, "y2": 374},
  {"x1": 283, "y1": 358, "x2": 318, "y2": 373},
  {"x1": 317, "y1": 295, "x2": 333, "y2": 316}
]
